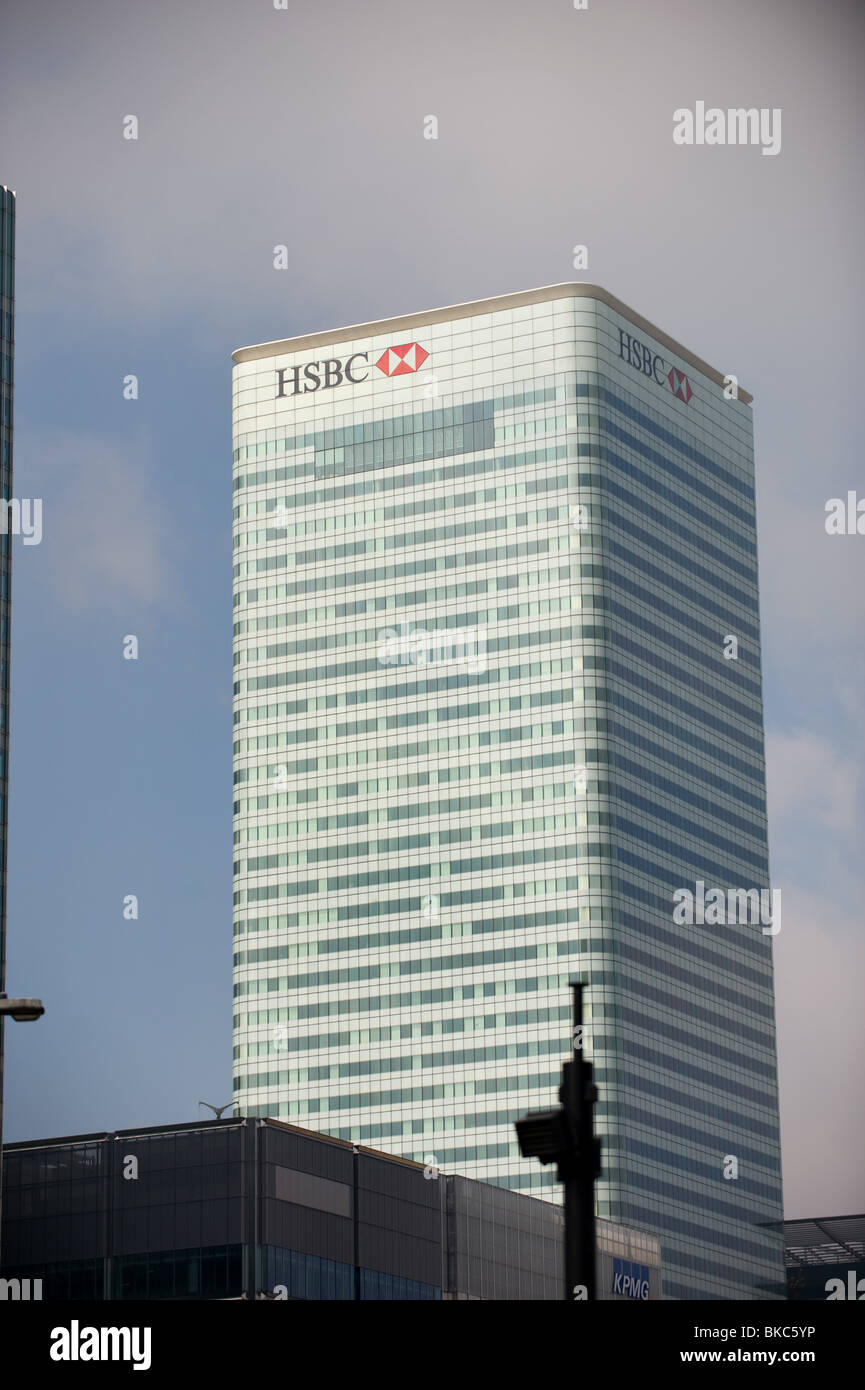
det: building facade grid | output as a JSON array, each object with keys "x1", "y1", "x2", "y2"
[{"x1": 230, "y1": 285, "x2": 784, "y2": 1299}]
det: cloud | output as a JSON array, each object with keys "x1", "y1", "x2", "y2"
[
  {"x1": 773, "y1": 888, "x2": 865, "y2": 1216},
  {"x1": 766, "y1": 733, "x2": 863, "y2": 1213},
  {"x1": 766, "y1": 729, "x2": 860, "y2": 840},
  {"x1": 15, "y1": 428, "x2": 171, "y2": 611},
  {"x1": 2, "y1": 0, "x2": 863, "y2": 1222}
]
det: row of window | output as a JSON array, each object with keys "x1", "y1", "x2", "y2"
[
  {"x1": 235, "y1": 373, "x2": 753, "y2": 508},
  {"x1": 235, "y1": 716, "x2": 583, "y2": 785},
  {"x1": 234, "y1": 994, "x2": 778, "y2": 1097},
  {"x1": 244, "y1": 628, "x2": 501, "y2": 671},
  {"x1": 232, "y1": 739, "x2": 756, "y2": 856},
  {"x1": 235, "y1": 506, "x2": 577, "y2": 574},
  {"x1": 232, "y1": 741, "x2": 761, "y2": 849},
  {"x1": 235, "y1": 900, "x2": 585, "y2": 947},
  {"x1": 237, "y1": 967, "x2": 575, "y2": 1029},
  {"x1": 234, "y1": 947, "x2": 771, "y2": 1061},
  {"x1": 234, "y1": 535, "x2": 559, "y2": 612},
  {"x1": 233, "y1": 559, "x2": 570, "y2": 632},
  {"x1": 236, "y1": 645, "x2": 575, "y2": 698},
  {"x1": 234, "y1": 529, "x2": 566, "y2": 594},
  {"x1": 234, "y1": 383, "x2": 525, "y2": 466},
  {"x1": 601, "y1": 423, "x2": 756, "y2": 552},
  {"x1": 233, "y1": 777, "x2": 590, "y2": 844},
  {"x1": 595, "y1": 377, "x2": 754, "y2": 498},
  {"x1": 236, "y1": 1002, "x2": 571, "y2": 1058},
  {"x1": 256, "y1": 1066, "x2": 563, "y2": 1111},
  {"x1": 326, "y1": 1096, "x2": 781, "y2": 1180},
  {"x1": 249, "y1": 1051, "x2": 779, "y2": 1134},
  {"x1": 232, "y1": 612, "x2": 762, "y2": 741},
  {"x1": 236, "y1": 433, "x2": 566, "y2": 509},
  {"x1": 236, "y1": 819, "x2": 767, "y2": 910},
  {"x1": 234, "y1": 468, "x2": 569, "y2": 521},
  {"x1": 233, "y1": 888, "x2": 775, "y2": 1010},
  {"x1": 238, "y1": 811, "x2": 589, "y2": 871},
  {"x1": 234, "y1": 546, "x2": 759, "y2": 663},
  {"x1": 262, "y1": 1246, "x2": 440, "y2": 1301},
  {"x1": 234, "y1": 685, "x2": 574, "y2": 752},
  {"x1": 234, "y1": 660, "x2": 761, "y2": 777},
  {"x1": 234, "y1": 420, "x2": 752, "y2": 636},
  {"x1": 234, "y1": 936, "x2": 588, "y2": 996},
  {"x1": 619, "y1": 1187, "x2": 782, "y2": 1277},
  {"x1": 315, "y1": 417, "x2": 495, "y2": 475},
  {"x1": 236, "y1": 845, "x2": 615, "y2": 905},
  {"x1": 233, "y1": 589, "x2": 584, "y2": 647},
  {"x1": 235, "y1": 1033, "x2": 572, "y2": 1089},
  {"x1": 237, "y1": 415, "x2": 756, "y2": 587},
  {"x1": 235, "y1": 799, "x2": 764, "y2": 882},
  {"x1": 233, "y1": 834, "x2": 778, "y2": 978},
  {"x1": 232, "y1": 478, "x2": 757, "y2": 681},
  {"x1": 235, "y1": 969, "x2": 776, "y2": 1070},
  {"x1": 232, "y1": 746, "x2": 580, "y2": 816}
]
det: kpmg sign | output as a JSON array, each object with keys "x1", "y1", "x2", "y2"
[
  {"x1": 611, "y1": 1257, "x2": 650, "y2": 1300},
  {"x1": 618, "y1": 327, "x2": 693, "y2": 404},
  {"x1": 276, "y1": 342, "x2": 429, "y2": 397}
]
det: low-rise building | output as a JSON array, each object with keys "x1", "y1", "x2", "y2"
[{"x1": 1, "y1": 1117, "x2": 660, "y2": 1300}]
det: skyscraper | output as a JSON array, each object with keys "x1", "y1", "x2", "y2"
[
  {"x1": 0, "y1": 186, "x2": 15, "y2": 1129},
  {"x1": 0, "y1": 185, "x2": 16, "y2": 1267},
  {"x1": 231, "y1": 283, "x2": 785, "y2": 1298}
]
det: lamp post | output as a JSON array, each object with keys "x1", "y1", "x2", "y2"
[
  {"x1": 0, "y1": 995, "x2": 44, "y2": 1022},
  {"x1": 198, "y1": 1101, "x2": 233, "y2": 1120},
  {"x1": 0, "y1": 992, "x2": 45, "y2": 1271},
  {"x1": 515, "y1": 982, "x2": 601, "y2": 1300}
]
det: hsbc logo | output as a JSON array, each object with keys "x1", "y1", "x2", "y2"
[
  {"x1": 667, "y1": 366, "x2": 693, "y2": 403},
  {"x1": 375, "y1": 342, "x2": 429, "y2": 377},
  {"x1": 276, "y1": 341, "x2": 429, "y2": 397},
  {"x1": 618, "y1": 328, "x2": 693, "y2": 404},
  {"x1": 276, "y1": 353, "x2": 368, "y2": 398}
]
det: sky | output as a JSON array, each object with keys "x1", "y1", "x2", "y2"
[{"x1": 0, "y1": 0, "x2": 863, "y2": 1222}]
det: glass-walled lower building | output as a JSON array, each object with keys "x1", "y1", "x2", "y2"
[{"x1": 1, "y1": 1118, "x2": 660, "y2": 1300}]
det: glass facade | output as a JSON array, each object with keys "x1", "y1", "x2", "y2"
[
  {"x1": 0, "y1": 186, "x2": 13, "y2": 1023},
  {"x1": 231, "y1": 285, "x2": 785, "y2": 1298},
  {"x1": 1, "y1": 1118, "x2": 660, "y2": 1299}
]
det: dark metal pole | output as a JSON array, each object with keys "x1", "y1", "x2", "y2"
[
  {"x1": 0, "y1": 1012, "x2": 5, "y2": 1273},
  {"x1": 564, "y1": 1168, "x2": 582, "y2": 1300},
  {"x1": 563, "y1": 983, "x2": 597, "y2": 1300},
  {"x1": 515, "y1": 980, "x2": 601, "y2": 1301}
]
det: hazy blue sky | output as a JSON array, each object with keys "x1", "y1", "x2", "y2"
[{"x1": 1, "y1": 0, "x2": 862, "y2": 1219}]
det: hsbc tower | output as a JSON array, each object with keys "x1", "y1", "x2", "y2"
[{"x1": 230, "y1": 284, "x2": 785, "y2": 1299}]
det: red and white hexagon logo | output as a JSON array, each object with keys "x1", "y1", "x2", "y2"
[
  {"x1": 375, "y1": 342, "x2": 429, "y2": 377},
  {"x1": 667, "y1": 367, "x2": 693, "y2": 404}
]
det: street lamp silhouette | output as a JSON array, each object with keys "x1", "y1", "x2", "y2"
[
  {"x1": 198, "y1": 1101, "x2": 233, "y2": 1119},
  {"x1": 0, "y1": 992, "x2": 46, "y2": 1269}
]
